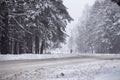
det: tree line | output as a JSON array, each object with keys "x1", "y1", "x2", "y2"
[
  {"x1": 76, "y1": 0, "x2": 120, "y2": 53},
  {"x1": 0, "y1": 0, "x2": 73, "y2": 54}
]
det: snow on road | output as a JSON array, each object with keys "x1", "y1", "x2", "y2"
[
  {"x1": 0, "y1": 60, "x2": 120, "y2": 80},
  {"x1": 95, "y1": 71, "x2": 120, "y2": 80}
]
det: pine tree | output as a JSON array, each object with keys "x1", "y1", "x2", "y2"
[
  {"x1": 112, "y1": 0, "x2": 120, "y2": 6},
  {"x1": 0, "y1": 1, "x2": 9, "y2": 54},
  {"x1": 0, "y1": 0, "x2": 73, "y2": 54},
  {"x1": 77, "y1": 0, "x2": 120, "y2": 53}
]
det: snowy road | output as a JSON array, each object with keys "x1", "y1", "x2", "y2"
[
  {"x1": 0, "y1": 56, "x2": 99, "y2": 74},
  {"x1": 0, "y1": 55, "x2": 120, "y2": 80}
]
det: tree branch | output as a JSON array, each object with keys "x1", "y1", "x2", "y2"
[{"x1": 12, "y1": 16, "x2": 33, "y2": 34}]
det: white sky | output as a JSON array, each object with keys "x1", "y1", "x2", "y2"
[{"x1": 63, "y1": 0, "x2": 97, "y2": 34}]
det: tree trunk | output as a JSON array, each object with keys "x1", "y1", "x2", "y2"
[
  {"x1": 17, "y1": 42, "x2": 19, "y2": 54},
  {"x1": 19, "y1": 42, "x2": 24, "y2": 54},
  {"x1": 32, "y1": 36, "x2": 35, "y2": 54},
  {"x1": 14, "y1": 41, "x2": 17, "y2": 54},
  {"x1": 11, "y1": 40, "x2": 15, "y2": 54},
  {"x1": 35, "y1": 35, "x2": 39, "y2": 54},
  {"x1": 9, "y1": 39, "x2": 14, "y2": 54},
  {"x1": 1, "y1": 2, "x2": 9, "y2": 54},
  {"x1": 26, "y1": 33, "x2": 33, "y2": 53},
  {"x1": 0, "y1": 37, "x2": 1, "y2": 54},
  {"x1": 14, "y1": 41, "x2": 20, "y2": 54},
  {"x1": 40, "y1": 40, "x2": 45, "y2": 54}
]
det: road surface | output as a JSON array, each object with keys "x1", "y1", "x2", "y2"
[{"x1": 0, "y1": 55, "x2": 120, "y2": 79}]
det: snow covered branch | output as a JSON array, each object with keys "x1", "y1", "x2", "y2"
[{"x1": 12, "y1": 16, "x2": 33, "y2": 34}]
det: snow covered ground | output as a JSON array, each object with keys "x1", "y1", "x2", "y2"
[
  {"x1": 0, "y1": 53, "x2": 120, "y2": 61},
  {"x1": 0, "y1": 53, "x2": 81, "y2": 61},
  {"x1": 1, "y1": 60, "x2": 120, "y2": 80}
]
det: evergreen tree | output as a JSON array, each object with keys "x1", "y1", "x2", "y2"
[
  {"x1": 0, "y1": 0, "x2": 73, "y2": 54},
  {"x1": 0, "y1": 1, "x2": 9, "y2": 54},
  {"x1": 112, "y1": 0, "x2": 120, "y2": 6},
  {"x1": 77, "y1": 0, "x2": 120, "y2": 53}
]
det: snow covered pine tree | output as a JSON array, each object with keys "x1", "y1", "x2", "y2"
[{"x1": 0, "y1": 0, "x2": 73, "y2": 54}]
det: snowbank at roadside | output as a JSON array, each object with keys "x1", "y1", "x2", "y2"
[
  {"x1": 0, "y1": 53, "x2": 80, "y2": 61},
  {"x1": 0, "y1": 53, "x2": 120, "y2": 61}
]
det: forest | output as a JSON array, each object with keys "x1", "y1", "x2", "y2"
[
  {"x1": 0, "y1": 0, "x2": 73, "y2": 54},
  {"x1": 76, "y1": 0, "x2": 120, "y2": 53},
  {"x1": 0, "y1": 0, "x2": 120, "y2": 54}
]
